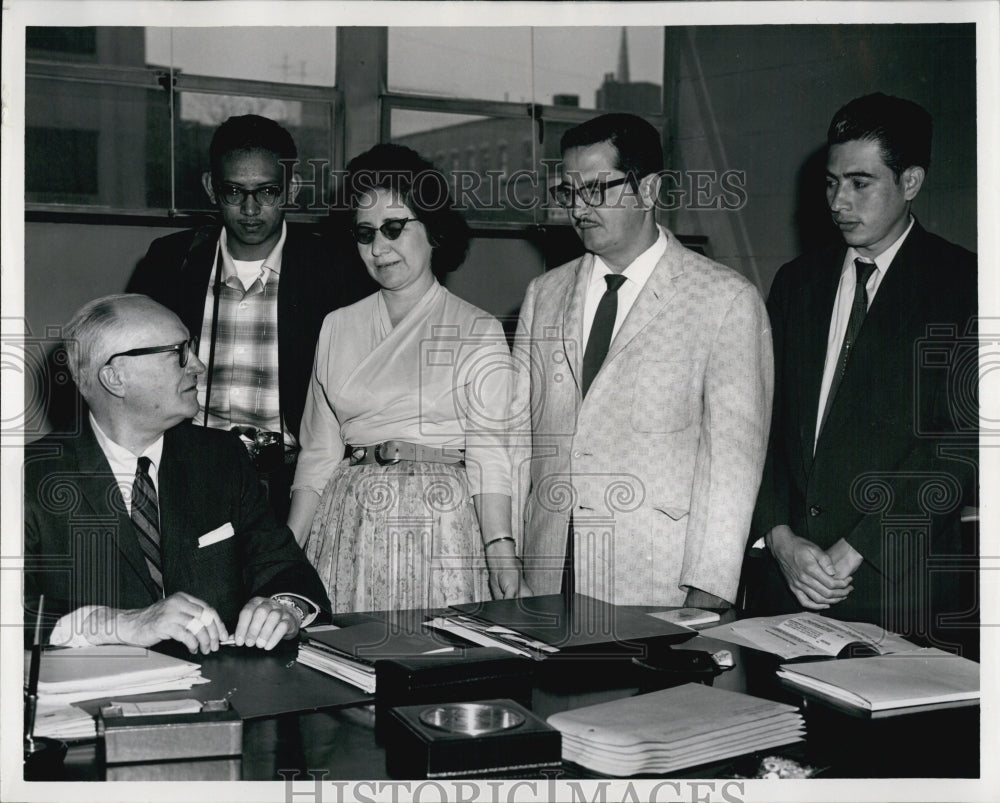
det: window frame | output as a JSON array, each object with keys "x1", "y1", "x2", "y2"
[{"x1": 24, "y1": 57, "x2": 342, "y2": 223}]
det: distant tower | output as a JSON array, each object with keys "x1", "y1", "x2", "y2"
[
  {"x1": 617, "y1": 27, "x2": 630, "y2": 84},
  {"x1": 595, "y1": 27, "x2": 661, "y2": 114}
]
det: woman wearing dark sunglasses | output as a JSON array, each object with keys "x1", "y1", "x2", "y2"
[{"x1": 287, "y1": 144, "x2": 523, "y2": 613}]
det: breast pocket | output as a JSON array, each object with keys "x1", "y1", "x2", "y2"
[{"x1": 630, "y1": 360, "x2": 696, "y2": 433}]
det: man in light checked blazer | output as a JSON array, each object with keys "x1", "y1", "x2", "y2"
[{"x1": 512, "y1": 113, "x2": 773, "y2": 608}]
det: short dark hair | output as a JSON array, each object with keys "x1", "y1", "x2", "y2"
[
  {"x1": 345, "y1": 143, "x2": 471, "y2": 277},
  {"x1": 208, "y1": 114, "x2": 298, "y2": 182},
  {"x1": 560, "y1": 113, "x2": 664, "y2": 180},
  {"x1": 827, "y1": 93, "x2": 932, "y2": 177}
]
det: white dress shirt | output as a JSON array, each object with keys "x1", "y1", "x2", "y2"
[
  {"x1": 813, "y1": 217, "x2": 914, "y2": 449},
  {"x1": 581, "y1": 227, "x2": 667, "y2": 350}
]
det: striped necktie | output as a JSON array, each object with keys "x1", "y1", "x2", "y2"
[{"x1": 132, "y1": 456, "x2": 164, "y2": 597}]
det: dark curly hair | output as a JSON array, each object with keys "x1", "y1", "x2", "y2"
[{"x1": 346, "y1": 143, "x2": 470, "y2": 277}]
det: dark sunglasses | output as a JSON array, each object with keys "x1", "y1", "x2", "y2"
[
  {"x1": 104, "y1": 337, "x2": 200, "y2": 368},
  {"x1": 352, "y1": 218, "x2": 418, "y2": 245}
]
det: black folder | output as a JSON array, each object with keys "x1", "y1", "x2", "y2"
[{"x1": 450, "y1": 594, "x2": 694, "y2": 659}]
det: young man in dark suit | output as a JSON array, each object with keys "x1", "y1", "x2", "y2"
[
  {"x1": 24, "y1": 294, "x2": 331, "y2": 652},
  {"x1": 128, "y1": 115, "x2": 373, "y2": 522},
  {"x1": 751, "y1": 93, "x2": 978, "y2": 657}
]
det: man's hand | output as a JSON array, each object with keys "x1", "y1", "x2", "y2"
[
  {"x1": 684, "y1": 588, "x2": 731, "y2": 609},
  {"x1": 111, "y1": 592, "x2": 228, "y2": 655},
  {"x1": 234, "y1": 597, "x2": 301, "y2": 650},
  {"x1": 766, "y1": 525, "x2": 853, "y2": 609},
  {"x1": 826, "y1": 537, "x2": 863, "y2": 579}
]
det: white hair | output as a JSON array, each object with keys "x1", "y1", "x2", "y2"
[{"x1": 62, "y1": 293, "x2": 151, "y2": 397}]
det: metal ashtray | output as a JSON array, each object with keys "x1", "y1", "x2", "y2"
[{"x1": 418, "y1": 702, "x2": 526, "y2": 736}]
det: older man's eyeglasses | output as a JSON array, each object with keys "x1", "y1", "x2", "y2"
[
  {"x1": 352, "y1": 218, "x2": 418, "y2": 245},
  {"x1": 549, "y1": 176, "x2": 634, "y2": 208},
  {"x1": 215, "y1": 183, "x2": 284, "y2": 208},
  {"x1": 104, "y1": 337, "x2": 200, "y2": 368}
]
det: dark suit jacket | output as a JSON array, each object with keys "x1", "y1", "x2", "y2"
[
  {"x1": 24, "y1": 421, "x2": 331, "y2": 642},
  {"x1": 127, "y1": 224, "x2": 375, "y2": 441},
  {"x1": 751, "y1": 221, "x2": 978, "y2": 652}
]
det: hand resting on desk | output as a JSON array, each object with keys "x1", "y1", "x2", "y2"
[
  {"x1": 86, "y1": 591, "x2": 228, "y2": 655},
  {"x1": 81, "y1": 592, "x2": 301, "y2": 654}
]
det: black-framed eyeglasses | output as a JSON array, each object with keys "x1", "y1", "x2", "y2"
[
  {"x1": 352, "y1": 218, "x2": 418, "y2": 245},
  {"x1": 215, "y1": 183, "x2": 284, "y2": 208},
  {"x1": 549, "y1": 176, "x2": 635, "y2": 208},
  {"x1": 104, "y1": 337, "x2": 200, "y2": 368}
]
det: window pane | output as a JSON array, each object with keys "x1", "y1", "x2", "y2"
[
  {"x1": 532, "y1": 27, "x2": 664, "y2": 114},
  {"x1": 145, "y1": 28, "x2": 336, "y2": 86},
  {"x1": 389, "y1": 108, "x2": 537, "y2": 224},
  {"x1": 388, "y1": 28, "x2": 532, "y2": 102},
  {"x1": 175, "y1": 91, "x2": 333, "y2": 213},
  {"x1": 25, "y1": 77, "x2": 169, "y2": 208}
]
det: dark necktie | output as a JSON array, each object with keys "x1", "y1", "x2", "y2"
[
  {"x1": 819, "y1": 258, "x2": 878, "y2": 436},
  {"x1": 581, "y1": 273, "x2": 628, "y2": 398},
  {"x1": 132, "y1": 456, "x2": 164, "y2": 597}
]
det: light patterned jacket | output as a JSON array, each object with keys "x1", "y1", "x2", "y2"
[{"x1": 511, "y1": 226, "x2": 773, "y2": 605}]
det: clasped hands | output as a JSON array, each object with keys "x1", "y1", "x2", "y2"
[
  {"x1": 765, "y1": 525, "x2": 863, "y2": 610},
  {"x1": 108, "y1": 591, "x2": 301, "y2": 654}
]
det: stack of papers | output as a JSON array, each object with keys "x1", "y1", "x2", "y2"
[
  {"x1": 33, "y1": 701, "x2": 99, "y2": 740},
  {"x1": 777, "y1": 648, "x2": 980, "y2": 715},
  {"x1": 297, "y1": 622, "x2": 455, "y2": 693},
  {"x1": 28, "y1": 645, "x2": 208, "y2": 741},
  {"x1": 33, "y1": 645, "x2": 208, "y2": 704},
  {"x1": 547, "y1": 683, "x2": 805, "y2": 776}
]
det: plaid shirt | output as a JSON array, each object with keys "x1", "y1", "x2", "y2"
[{"x1": 196, "y1": 224, "x2": 295, "y2": 447}]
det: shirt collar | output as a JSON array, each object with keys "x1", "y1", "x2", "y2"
[
  {"x1": 89, "y1": 412, "x2": 164, "y2": 473},
  {"x1": 218, "y1": 220, "x2": 287, "y2": 282},
  {"x1": 845, "y1": 215, "x2": 914, "y2": 275},
  {"x1": 590, "y1": 226, "x2": 667, "y2": 290}
]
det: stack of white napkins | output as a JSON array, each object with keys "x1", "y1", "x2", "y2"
[
  {"x1": 28, "y1": 645, "x2": 208, "y2": 741},
  {"x1": 547, "y1": 683, "x2": 805, "y2": 776}
]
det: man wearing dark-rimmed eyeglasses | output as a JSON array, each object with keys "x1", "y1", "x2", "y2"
[
  {"x1": 24, "y1": 293, "x2": 331, "y2": 653},
  {"x1": 513, "y1": 112, "x2": 773, "y2": 611},
  {"x1": 128, "y1": 114, "x2": 374, "y2": 523}
]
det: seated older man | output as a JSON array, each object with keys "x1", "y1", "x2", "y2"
[{"x1": 24, "y1": 293, "x2": 330, "y2": 652}]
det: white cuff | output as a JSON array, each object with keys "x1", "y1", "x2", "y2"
[{"x1": 48, "y1": 605, "x2": 109, "y2": 648}]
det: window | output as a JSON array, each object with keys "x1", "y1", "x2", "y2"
[
  {"x1": 25, "y1": 27, "x2": 338, "y2": 217},
  {"x1": 384, "y1": 27, "x2": 666, "y2": 227}
]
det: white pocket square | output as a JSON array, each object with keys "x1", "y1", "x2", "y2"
[{"x1": 198, "y1": 522, "x2": 234, "y2": 548}]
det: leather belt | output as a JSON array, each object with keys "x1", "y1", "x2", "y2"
[{"x1": 345, "y1": 441, "x2": 465, "y2": 467}]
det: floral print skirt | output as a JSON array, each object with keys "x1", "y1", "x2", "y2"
[{"x1": 304, "y1": 460, "x2": 488, "y2": 613}]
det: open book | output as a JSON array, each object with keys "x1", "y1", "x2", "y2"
[{"x1": 699, "y1": 613, "x2": 916, "y2": 660}]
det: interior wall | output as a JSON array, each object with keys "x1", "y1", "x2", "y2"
[{"x1": 668, "y1": 24, "x2": 977, "y2": 294}]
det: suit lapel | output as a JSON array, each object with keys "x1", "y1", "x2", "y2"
[
  {"x1": 158, "y1": 427, "x2": 198, "y2": 590},
  {"x1": 561, "y1": 254, "x2": 592, "y2": 392},
  {"x1": 605, "y1": 233, "x2": 682, "y2": 364},
  {"x1": 75, "y1": 423, "x2": 160, "y2": 602}
]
